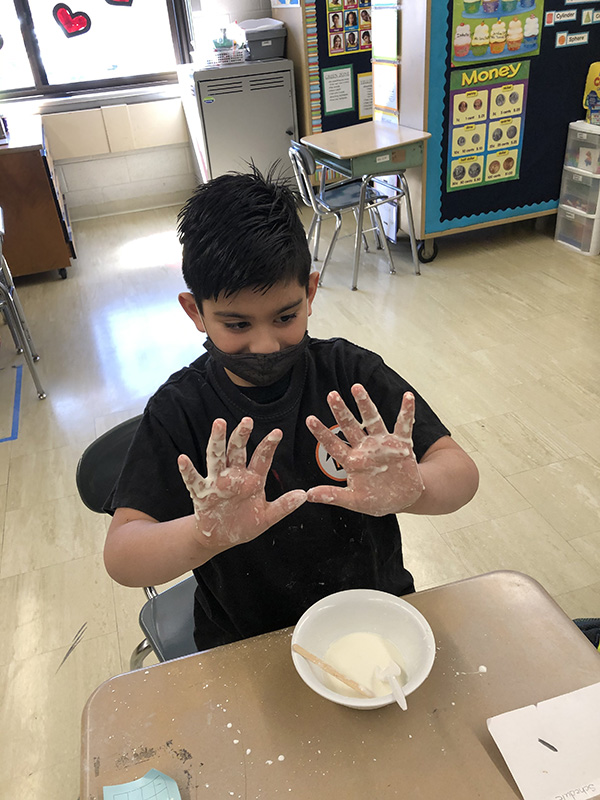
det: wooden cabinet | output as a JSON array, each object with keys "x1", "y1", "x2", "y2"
[{"x1": 0, "y1": 115, "x2": 75, "y2": 278}]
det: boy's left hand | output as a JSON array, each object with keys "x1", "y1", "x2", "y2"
[{"x1": 305, "y1": 385, "x2": 425, "y2": 516}]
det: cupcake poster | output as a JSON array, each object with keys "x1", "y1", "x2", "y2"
[{"x1": 451, "y1": 0, "x2": 544, "y2": 63}]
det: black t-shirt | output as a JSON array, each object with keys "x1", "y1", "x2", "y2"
[{"x1": 108, "y1": 337, "x2": 450, "y2": 650}]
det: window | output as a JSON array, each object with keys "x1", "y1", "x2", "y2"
[
  {"x1": 1, "y1": 1, "x2": 35, "y2": 91},
  {"x1": 0, "y1": 0, "x2": 192, "y2": 98}
]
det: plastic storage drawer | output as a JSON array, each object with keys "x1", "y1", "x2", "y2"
[
  {"x1": 564, "y1": 120, "x2": 600, "y2": 175},
  {"x1": 559, "y1": 167, "x2": 600, "y2": 215},
  {"x1": 555, "y1": 206, "x2": 600, "y2": 256}
]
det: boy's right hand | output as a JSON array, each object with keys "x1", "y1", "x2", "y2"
[{"x1": 178, "y1": 417, "x2": 307, "y2": 550}]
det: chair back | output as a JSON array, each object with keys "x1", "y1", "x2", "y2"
[
  {"x1": 76, "y1": 415, "x2": 143, "y2": 513},
  {"x1": 289, "y1": 142, "x2": 324, "y2": 215},
  {"x1": 77, "y1": 414, "x2": 199, "y2": 667},
  {"x1": 139, "y1": 576, "x2": 198, "y2": 661}
]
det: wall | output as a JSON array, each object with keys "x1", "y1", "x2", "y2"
[{"x1": 42, "y1": 98, "x2": 198, "y2": 221}]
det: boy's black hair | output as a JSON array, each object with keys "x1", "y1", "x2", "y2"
[{"x1": 177, "y1": 163, "x2": 311, "y2": 303}]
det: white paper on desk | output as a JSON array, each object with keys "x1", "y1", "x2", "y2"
[{"x1": 487, "y1": 682, "x2": 600, "y2": 800}]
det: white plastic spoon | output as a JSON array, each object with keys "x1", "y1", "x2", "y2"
[{"x1": 375, "y1": 662, "x2": 408, "y2": 710}]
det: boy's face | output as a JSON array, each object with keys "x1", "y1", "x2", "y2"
[{"x1": 179, "y1": 271, "x2": 319, "y2": 386}]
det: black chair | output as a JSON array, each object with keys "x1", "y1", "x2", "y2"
[
  {"x1": 574, "y1": 618, "x2": 600, "y2": 649},
  {"x1": 76, "y1": 415, "x2": 197, "y2": 670}
]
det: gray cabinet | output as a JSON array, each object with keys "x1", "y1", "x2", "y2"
[{"x1": 179, "y1": 59, "x2": 298, "y2": 183}]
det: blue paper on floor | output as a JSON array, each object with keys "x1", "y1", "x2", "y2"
[
  {"x1": 0, "y1": 363, "x2": 21, "y2": 442},
  {"x1": 103, "y1": 768, "x2": 181, "y2": 800}
]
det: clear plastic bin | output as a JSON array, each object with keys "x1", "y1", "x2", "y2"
[
  {"x1": 559, "y1": 167, "x2": 600, "y2": 215},
  {"x1": 555, "y1": 206, "x2": 600, "y2": 256},
  {"x1": 564, "y1": 120, "x2": 600, "y2": 174}
]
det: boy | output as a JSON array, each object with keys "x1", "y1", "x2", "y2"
[{"x1": 105, "y1": 168, "x2": 478, "y2": 651}]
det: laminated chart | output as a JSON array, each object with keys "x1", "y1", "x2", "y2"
[{"x1": 447, "y1": 60, "x2": 529, "y2": 191}]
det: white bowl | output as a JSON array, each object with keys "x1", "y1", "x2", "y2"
[{"x1": 291, "y1": 589, "x2": 436, "y2": 709}]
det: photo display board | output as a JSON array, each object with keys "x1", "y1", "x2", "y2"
[
  {"x1": 423, "y1": 0, "x2": 600, "y2": 233},
  {"x1": 308, "y1": 0, "x2": 373, "y2": 131},
  {"x1": 327, "y1": 0, "x2": 373, "y2": 55}
]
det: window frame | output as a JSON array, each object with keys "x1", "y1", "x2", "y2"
[{"x1": 1, "y1": 0, "x2": 193, "y2": 101}]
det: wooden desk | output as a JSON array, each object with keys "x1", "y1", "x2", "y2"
[
  {"x1": 0, "y1": 114, "x2": 75, "y2": 278},
  {"x1": 301, "y1": 122, "x2": 431, "y2": 287},
  {"x1": 81, "y1": 572, "x2": 600, "y2": 799}
]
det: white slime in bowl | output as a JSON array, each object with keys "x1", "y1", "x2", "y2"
[{"x1": 323, "y1": 631, "x2": 406, "y2": 698}]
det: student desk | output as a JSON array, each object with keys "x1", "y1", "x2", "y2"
[
  {"x1": 300, "y1": 122, "x2": 431, "y2": 287},
  {"x1": 81, "y1": 571, "x2": 600, "y2": 799}
]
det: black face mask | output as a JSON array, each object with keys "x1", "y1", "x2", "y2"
[{"x1": 204, "y1": 332, "x2": 310, "y2": 387}]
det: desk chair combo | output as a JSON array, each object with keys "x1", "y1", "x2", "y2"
[
  {"x1": 76, "y1": 415, "x2": 197, "y2": 670},
  {"x1": 289, "y1": 142, "x2": 420, "y2": 291},
  {"x1": 0, "y1": 207, "x2": 46, "y2": 399}
]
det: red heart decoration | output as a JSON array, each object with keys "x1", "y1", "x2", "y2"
[{"x1": 53, "y1": 4, "x2": 91, "y2": 37}]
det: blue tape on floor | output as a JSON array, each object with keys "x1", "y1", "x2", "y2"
[{"x1": 0, "y1": 364, "x2": 22, "y2": 443}]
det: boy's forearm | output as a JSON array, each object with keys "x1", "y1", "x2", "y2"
[
  {"x1": 104, "y1": 512, "x2": 227, "y2": 587},
  {"x1": 404, "y1": 447, "x2": 479, "y2": 516}
]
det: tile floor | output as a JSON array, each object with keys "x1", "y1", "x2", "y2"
[{"x1": 0, "y1": 205, "x2": 599, "y2": 798}]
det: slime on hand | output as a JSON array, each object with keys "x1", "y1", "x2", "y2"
[{"x1": 323, "y1": 632, "x2": 406, "y2": 698}]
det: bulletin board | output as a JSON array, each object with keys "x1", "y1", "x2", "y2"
[
  {"x1": 422, "y1": 0, "x2": 600, "y2": 234},
  {"x1": 312, "y1": 0, "x2": 373, "y2": 131}
]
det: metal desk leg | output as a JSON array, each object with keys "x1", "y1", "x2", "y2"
[
  {"x1": 312, "y1": 166, "x2": 329, "y2": 263},
  {"x1": 352, "y1": 176, "x2": 370, "y2": 291},
  {"x1": 313, "y1": 217, "x2": 322, "y2": 262},
  {"x1": 1, "y1": 256, "x2": 39, "y2": 359},
  {"x1": 398, "y1": 172, "x2": 421, "y2": 276},
  {"x1": 0, "y1": 284, "x2": 46, "y2": 399}
]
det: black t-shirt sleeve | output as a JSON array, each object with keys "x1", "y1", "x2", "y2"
[{"x1": 105, "y1": 408, "x2": 195, "y2": 522}]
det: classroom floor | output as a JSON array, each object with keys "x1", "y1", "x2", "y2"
[{"x1": 1, "y1": 204, "x2": 599, "y2": 798}]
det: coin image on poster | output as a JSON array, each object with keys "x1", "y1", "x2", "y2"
[
  {"x1": 453, "y1": 165, "x2": 466, "y2": 180},
  {"x1": 457, "y1": 135, "x2": 466, "y2": 146},
  {"x1": 468, "y1": 162, "x2": 481, "y2": 178},
  {"x1": 474, "y1": 98, "x2": 483, "y2": 110},
  {"x1": 495, "y1": 94, "x2": 506, "y2": 106},
  {"x1": 492, "y1": 128, "x2": 503, "y2": 142},
  {"x1": 472, "y1": 133, "x2": 481, "y2": 144},
  {"x1": 506, "y1": 125, "x2": 517, "y2": 138},
  {"x1": 458, "y1": 101, "x2": 468, "y2": 112},
  {"x1": 503, "y1": 157, "x2": 515, "y2": 170},
  {"x1": 489, "y1": 160, "x2": 501, "y2": 174},
  {"x1": 509, "y1": 91, "x2": 519, "y2": 104}
]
